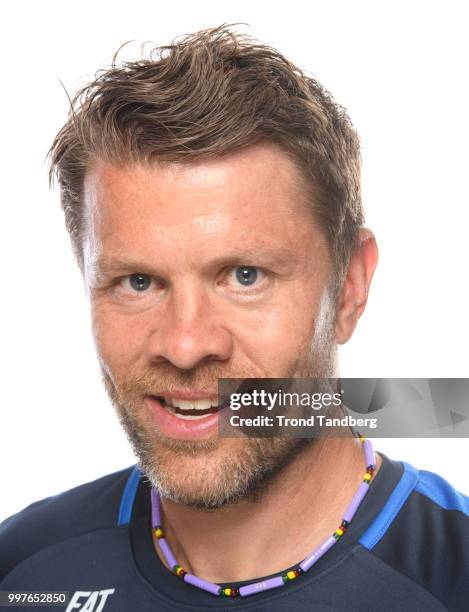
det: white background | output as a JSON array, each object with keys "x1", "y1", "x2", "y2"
[{"x1": 1, "y1": 1, "x2": 468, "y2": 523}]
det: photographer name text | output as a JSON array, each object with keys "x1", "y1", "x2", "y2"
[{"x1": 229, "y1": 414, "x2": 378, "y2": 429}]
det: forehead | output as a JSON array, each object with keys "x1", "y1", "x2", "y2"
[{"x1": 82, "y1": 142, "x2": 326, "y2": 268}]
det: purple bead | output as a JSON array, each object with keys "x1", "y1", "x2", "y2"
[
  {"x1": 151, "y1": 488, "x2": 161, "y2": 526},
  {"x1": 342, "y1": 481, "x2": 370, "y2": 523},
  {"x1": 300, "y1": 535, "x2": 336, "y2": 572},
  {"x1": 157, "y1": 538, "x2": 178, "y2": 569},
  {"x1": 184, "y1": 573, "x2": 221, "y2": 596},
  {"x1": 239, "y1": 575, "x2": 285, "y2": 597},
  {"x1": 144, "y1": 438, "x2": 374, "y2": 600},
  {"x1": 364, "y1": 439, "x2": 375, "y2": 469}
]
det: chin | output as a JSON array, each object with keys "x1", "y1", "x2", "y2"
[
  {"x1": 136, "y1": 434, "x2": 313, "y2": 510},
  {"x1": 139, "y1": 436, "x2": 248, "y2": 509}
]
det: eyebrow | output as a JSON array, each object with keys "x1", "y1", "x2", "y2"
[
  {"x1": 206, "y1": 248, "x2": 299, "y2": 269},
  {"x1": 92, "y1": 248, "x2": 299, "y2": 279}
]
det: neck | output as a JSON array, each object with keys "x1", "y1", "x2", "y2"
[{"x1": 152, "y1": 435, "x2": 381, "y2": 583}]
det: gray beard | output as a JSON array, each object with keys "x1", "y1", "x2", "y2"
[{"x1": 102, "y1": 288, "x2": 338, "y2": 510}]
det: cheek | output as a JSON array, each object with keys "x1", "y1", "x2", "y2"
[
  {"x1": 233, "y1": 298, "x2": 317, "y2": 373},
  {"x1": 91, "y1": 303, "x2": 149, "y2": 375}
]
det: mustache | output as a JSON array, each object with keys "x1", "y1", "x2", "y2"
[{"x1": 102, "y1": 361, "x2": 260, "y2": 398}]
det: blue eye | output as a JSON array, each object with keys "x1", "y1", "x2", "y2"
[
  {"x1": 129, "y1": 273, "x2": 152, "y2": 291},
  {"x1": 235, "y1": 266, "x2": 258, "y2": 286}
]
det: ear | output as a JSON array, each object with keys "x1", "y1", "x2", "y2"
[{"x1": 335, "y1": 228, "x2": 379, "y2": 345}]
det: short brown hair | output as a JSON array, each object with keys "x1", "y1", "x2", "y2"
[{"x1": 48, "y1": 24, "x2": 364, "y2": 286}]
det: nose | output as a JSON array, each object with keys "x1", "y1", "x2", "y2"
[{"x1": 145, "y1": 281, "x2": 233, "y2": 370}]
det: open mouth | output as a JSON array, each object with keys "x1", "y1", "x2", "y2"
[{"x1": 152, "y1": 396, "x2": 227, "y2": 420}]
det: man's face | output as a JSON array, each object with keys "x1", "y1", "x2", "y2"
[{"x1": 83, "y1": 142, "x2": 337, "y2": 509}]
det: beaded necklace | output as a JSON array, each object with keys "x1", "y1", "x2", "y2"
[{"x1": 150, "y1": 437, "x2": 376, "y2": 598}]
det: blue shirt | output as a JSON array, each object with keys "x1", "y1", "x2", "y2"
[{"x1": 1, "y1": 453, "x2": 469, "y2": 611}]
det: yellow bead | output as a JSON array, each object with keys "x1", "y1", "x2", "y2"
[
  {"x1": 154, "y1": 527, "x2": 164, "y2": 538},
  {"x1": 335, "y1": 527, "x2": 344, "y2": 536},
  {"x1": 364, "y1": 473, "x2": 372, "y2": 481},
  {"x1": 359, "y1": 437, "x2": 366, "y2": 444},
  {"x1": 287, "y1": 571, "x2": 296, "y2": 580},
  {"x1": 224, "y1": 588, "x2": 231, "y2": 596}
]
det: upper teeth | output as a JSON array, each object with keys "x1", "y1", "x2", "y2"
[{"x1": 164, "y1": 397, "x2": 220, "y2": 410}]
